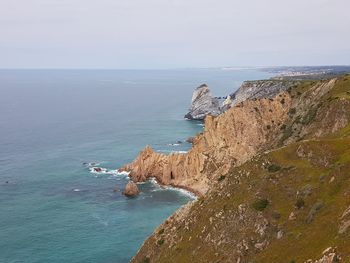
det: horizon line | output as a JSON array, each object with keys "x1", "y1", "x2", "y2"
[{"x1": 0, "y1": 65, "x2": 350, "y2": 71}]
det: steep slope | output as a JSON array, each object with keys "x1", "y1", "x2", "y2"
[
  {"x1": 130, "y1": 75, "x2": 350, "y2": 263},
  {"x1": 230, "y1": 79, "x2": 298, "y2": 106},
  {"x1": 132, "y1": 136, "x2": 350, "y2": 263},
  {"x1": 120, "y1": 76, "x2": 350, "y2": 196},
  {"x1": 121, "y1": 92, "x2": 292, "y2": 195}
]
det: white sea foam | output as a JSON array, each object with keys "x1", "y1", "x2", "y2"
[
  {"x1": 116, "y1": 170, "x2": 130, "y2": 176},
  {"x1": 73, "y1": 188, "x2": 81, "y2": 192},
  {"x1": 156, "y1": 150, "x2": 188, "y2": 154},
  {"x1": 89, "y1": 167, "x2": 108, "y2": 174},
  {"x1": 147, "y1": 177, "x2": 197, "y2": 199},
  {"x1": 89, "y1": 167, "x2": 130, "y2": 177},
  {"x1": 167, "y1": 143, "x2": 181, "y2": 146}
]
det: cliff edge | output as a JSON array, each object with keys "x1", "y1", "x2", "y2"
[
  {"x1": 121, "y1": 77, "x2": 348, "y2": 196},
  {"x1": 127, "y1": 75, "x2": 350, "y2": 262}
]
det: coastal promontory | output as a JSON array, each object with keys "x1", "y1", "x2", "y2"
[{"x1": 126, "y1": 74, "x2": 350, "y2": 262}]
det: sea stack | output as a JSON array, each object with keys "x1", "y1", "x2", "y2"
[
  {"x1": 123, "y1": 181, "x2": 140, "y2": 197},
  {"x1": 184, "y1": 84, "x2": 221, "y2": 120}
]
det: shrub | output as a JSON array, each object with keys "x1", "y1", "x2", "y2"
[
  {"x1": 218, "y1": 175, "x2": 226, "y2": 182},
  {"x1": 295, "y1": 198, "x2": 305, "y2": 209},
  {"x1": 301, "y1": 107, "x2": 318, "y2": 125},
  {"x1": 289, "y1": 108, "x2": 296, "y2": 115},
  {"x1": 266, "y1": 125, "x2": 271, "y2": 130},
  {"x1": 271, "y1": 210, "x2": 281, "y2": 219},
  {"x1": 280, "y1": 98, "x2": 285, "y2": 104},
  {"x1": 157, "y1": 239, "x2": 165, "y2": 246},
  {"x1": 252, "y1": 199, "x2": 269, "y2": 211},
  {"x1": 281, "y1": 126, "x2": 293, "y2": 141},
  {"x1": 267, "y1": 164, "x2": 281, "y2": 173}
]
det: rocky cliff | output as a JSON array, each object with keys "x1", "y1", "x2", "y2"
[
  {"x1": 184, "y1": 79, "x2": 301, "y2": 121},
  {"x1": 121, "y1": 77, "x2": 349, "y2": 196},
  {"x1": 121, "y1": 91, "x2": 292, "y2": 195},
  {"x1": 184, "y1": 84, "x2": 221, "y2": 120},
  {"x1": 126, "y1": 74, "x2": 350, "y2": 262},
  {"x1": 230, "y1": 79, "x2": 298, "y2": 106}
]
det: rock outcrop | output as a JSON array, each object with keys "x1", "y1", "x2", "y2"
[
  {"x1": 184, "y1": 84, "x2": 221, "y2": 120},
  {"x1": 121, "y1": 77, "x2": 350, "y2": 196},
  {"x1": 230, "y1": 79, "x2": 298, "y2": 106},
  {"x1": 127, "y1": 75, "x2": 350, "y2": 263},
  {"x1": 123, "y1": 181, "x2": 140, "y2": 197},
  {"x1": 185, "y1": 80, "x2": 299, "y2": 121},
  {"x1": 121, "y1": 92, "x2": 292, "y2": 195},
  {"x1": 305, "y1": 247, "x2": 341, "y2": 263}
]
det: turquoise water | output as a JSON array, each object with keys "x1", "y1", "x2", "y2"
[{"x1": 0, "y1": 69, "x2": 272, "y2": 263}]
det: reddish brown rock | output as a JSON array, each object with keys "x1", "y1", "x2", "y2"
[
  {"x1": 120, "y1": 93, "x2": 292, "y2": 195},
  {"x1": 123, "y1": 181, "x2": 140, "y2": 197}
]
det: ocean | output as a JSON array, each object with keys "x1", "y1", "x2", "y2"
[{"x1": 0, "y1": 68, "x2": 272, "y2": 263}]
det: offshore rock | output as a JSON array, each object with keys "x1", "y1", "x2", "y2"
[
  {"x1": 123, "y1": 181, "x2": 140, "y2": 197},
  {"x1": 184, "y1": 84, "x2": 221, "y2": 120}
]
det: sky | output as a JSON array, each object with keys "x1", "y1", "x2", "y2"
[{"x1": 0, "y1": 0, "x2": 349, "y2": 69}]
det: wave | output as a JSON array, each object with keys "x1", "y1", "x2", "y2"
[
  {"x1": 167, "y1": 143, "x2": 181, "y2": 146},
  {"x1": 83, "y1": 162, "x2": 101, "y2": 167},
  {"x1": 147, "y1": 177, "x2": 197, "y2": 199},
  {"x1": 89, "y1": 167, "x2": 130, "y2": 177},
  {"x1": 156, "y1": 150, "x2": 188, "y2": 154}
]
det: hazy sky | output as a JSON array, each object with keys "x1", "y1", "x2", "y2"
[{"x1": 0, "y1": 0, "x2": 349, "y2": 69}]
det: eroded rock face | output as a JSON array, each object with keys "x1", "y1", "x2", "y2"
[
  {"x1": 304, "y1": 247, "x2": 341, "y2": 263},
  {"x1": 339, "y1": 205, "x2": 350, "y2": 234},
  {"x1": 123, "y1": 181, "x2": 140, "y2": 197},
  {"x1": 121, "y1": 92, "x2": 292, "y2": 195},
  {"x1": 230, "y1": 80, "x2": 298, "y2": 106},
  {"x1": 120, "y1": 78, "x2": 348, "y2": 196},
  {"x1": 184, "y1": 84, "x2": 221, "y2": 120}
]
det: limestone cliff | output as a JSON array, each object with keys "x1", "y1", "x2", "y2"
[{"x1": 184, "y1": 84, "x2": 221, "y2": 120}]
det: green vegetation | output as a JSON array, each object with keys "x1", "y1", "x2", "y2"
[
  {"x1": 289, "y1": 108, "x2": 296, "y2": 115},
  {"x1": 132, "y1": 75, "x2": 350, "y2": 263},
  {"x1": 267, "y1": 164, "x2": 282, "y2": 173},
  {"x1": 157, "y1": 239, "x2": 164, "y2": 246},
  {"x1": 301, "y1": 106, "x2": 318, "y2": 125},
  {"x1": 295, "y1": 198, "x2": 305, "y2": 209},
  {"x1": 252, "y1": 198, "x2": 269, "y2": 211}
]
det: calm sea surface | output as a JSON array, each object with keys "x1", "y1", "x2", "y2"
[{"x1": 0, "y1": 69, "x2": 272, "y2": 263}]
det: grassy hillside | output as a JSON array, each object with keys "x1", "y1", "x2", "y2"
[{"x1": 132, "y1": 75, "x2": 350, "y2": 263}]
